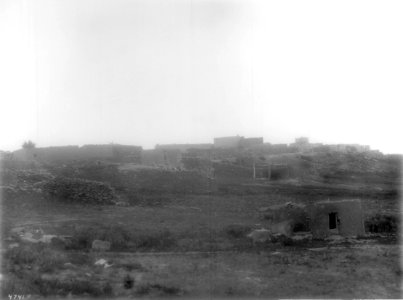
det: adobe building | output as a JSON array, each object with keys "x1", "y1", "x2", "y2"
[
  {"x1": 214, "y1": 136, "x2": 243, "y2": 148},
  {"x1": 260, "y1": 199, "x2": 365, "y2": 238},
  {"x1": 213, "y1": 135, "x2": 264, "y2": 149},
  {"x1": 308, "y1": 199, "x2": 365, "y2": 238},
  {"x1": 240, "y1": 137, "x2": 264, "y2": 149}
]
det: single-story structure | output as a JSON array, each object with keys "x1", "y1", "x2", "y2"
[
  {"x1": 308, "y1": 199, "x2": 365, "y2": 239},
  {"x1": 261, "y1": 199, "x2": 365, "y2": 238}
]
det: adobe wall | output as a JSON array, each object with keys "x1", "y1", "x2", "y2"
[
  {"x1": 309, "y1": 199, "x2": 365, "y2": 238},
  {"x1": 240, "y1": 137, "x2": 264, "y2": 149},
  {"x1": 214, "y1": 136, "x2": 242, "y2": 148}
]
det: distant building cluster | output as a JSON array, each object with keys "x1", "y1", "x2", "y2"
[
  {"x1": 213, "y1": 136, "x2": 263, "y2": 149},
  {"x1": 4, "y1": 135, "x2": 377, "y2": 173},
  {"x1": 10, "y1": 144, "x2": 142, "y2": 164},
  {"x1": 289, "y1": 137, "x2": 371, "y2": 154}
]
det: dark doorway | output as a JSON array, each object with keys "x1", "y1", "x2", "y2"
[{"x1": 329, "y1": 212, "x2": 338, "y2": 229}]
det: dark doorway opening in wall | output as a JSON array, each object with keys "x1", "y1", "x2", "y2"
[{"x1": 329, "y1": 212, "x2": 338, "y2": 229}]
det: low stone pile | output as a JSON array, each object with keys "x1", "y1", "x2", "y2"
[{"x1": 43, "y1": 176, "x2": 116, "y2": 205}]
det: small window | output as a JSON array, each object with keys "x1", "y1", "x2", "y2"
[{"x1": 329, "y1": 212, "x2": 338, "y2": 229}]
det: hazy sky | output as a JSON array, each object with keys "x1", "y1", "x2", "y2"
[{"x1": 1, "y1": 0, "x2": 402, "y2": 153}]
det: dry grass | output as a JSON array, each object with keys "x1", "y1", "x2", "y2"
[{"x1": 1, "y1": 183, "x2": 401, "y2": 298}]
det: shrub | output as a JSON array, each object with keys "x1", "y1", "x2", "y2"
[
  {"x1": 135, "y1": 283, "x2": 183, "y2": 296},
  {"x1": 42, "y1": 176, "x2": 116, "y2": 205},
  {"x1": 224, "y1": 224, "x2": 252, "y2": 239},
  {"x1": 65, "y1": 252, "x2": 91, "y2": 265},
  {"x1": 126, "y1": 191, "x2": 172, "y2": 207},
  {"x1": 123, "y1": 274, "x2": 134, "y2": 289},
  {"x1": 34, "y1": 277, "x2": 111, "y2": 297},
  {"x1": 5, "y1": 245, "x2": 67, "y2": 273},
  {"x1": 69, "y1": 225, "x2": 176, "y2": 251},
  {"x1": 115, "y1": 262, "x2": 144, "y2": 271},
  {"x1": 69, "y1": 225, "x2": 131, "y2": 250},
  {"x1": 132, "y1": 230, "x2": 176, "y2": 251},
  {"x1": 68, "y1": 226, "x2": 98, "y2": 250},
  {"x1": 365, "y1": 213, "x2": 399, "y2": 233},
  {"x1": 101, "y1": 226, "x2": 131, "y2": 250},
  {"x1": 6, "y1": 246, "x2": 38, "y2": 265},
  {"x1": 37, "y1": 248, "x2": 67, "y2": 272}
]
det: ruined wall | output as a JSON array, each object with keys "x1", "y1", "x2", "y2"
[
  {"x1": 309, "y1": 199, "x2": 365, "y2": 238},
  {"x1": 142, "y1": 149, "x2": 181, "y2": 168}
]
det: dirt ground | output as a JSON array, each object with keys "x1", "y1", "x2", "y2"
[{"x1": 1, "y1": 189, "x2": 402, "y2": 299}]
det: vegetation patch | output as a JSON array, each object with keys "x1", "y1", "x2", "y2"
[
  {"x1": 224, "y1": 224, "x2": 252, "y2": 239},
  {"x1": 67, "y1": 225, "x2": 177, "y2": 251},
  {"x1": 33, "y1": 277, "x2": 112, "y2": 297},
  {"x1": 132, "y1": 229, "x2": 177, "y2": 251},
  {"x1": 42, "y1": 176, "x2": 116, "y2": 204},
  {"x1": 136, "y1": 283, "x2": 184, "y2": 296},
  {"x1": 5, "y1": 244, "x2": 68, "y2": 273},
  {"x1": 365, "y1": 213, "x2": 399, "y2": 233},
  {"x1": 68, "y1": 225, "x2": 131, "y2": 250}
]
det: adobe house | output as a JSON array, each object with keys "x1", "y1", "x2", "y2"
[
  {"x1": 308, "y1": 199, "x2": 365, "y2": 238},
  {"x1": 260, "y1": 199, "x2": 365, "y2": 239},
  {"x1": 214, "y1": 136, "x2": 243, "y2": 148}
]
